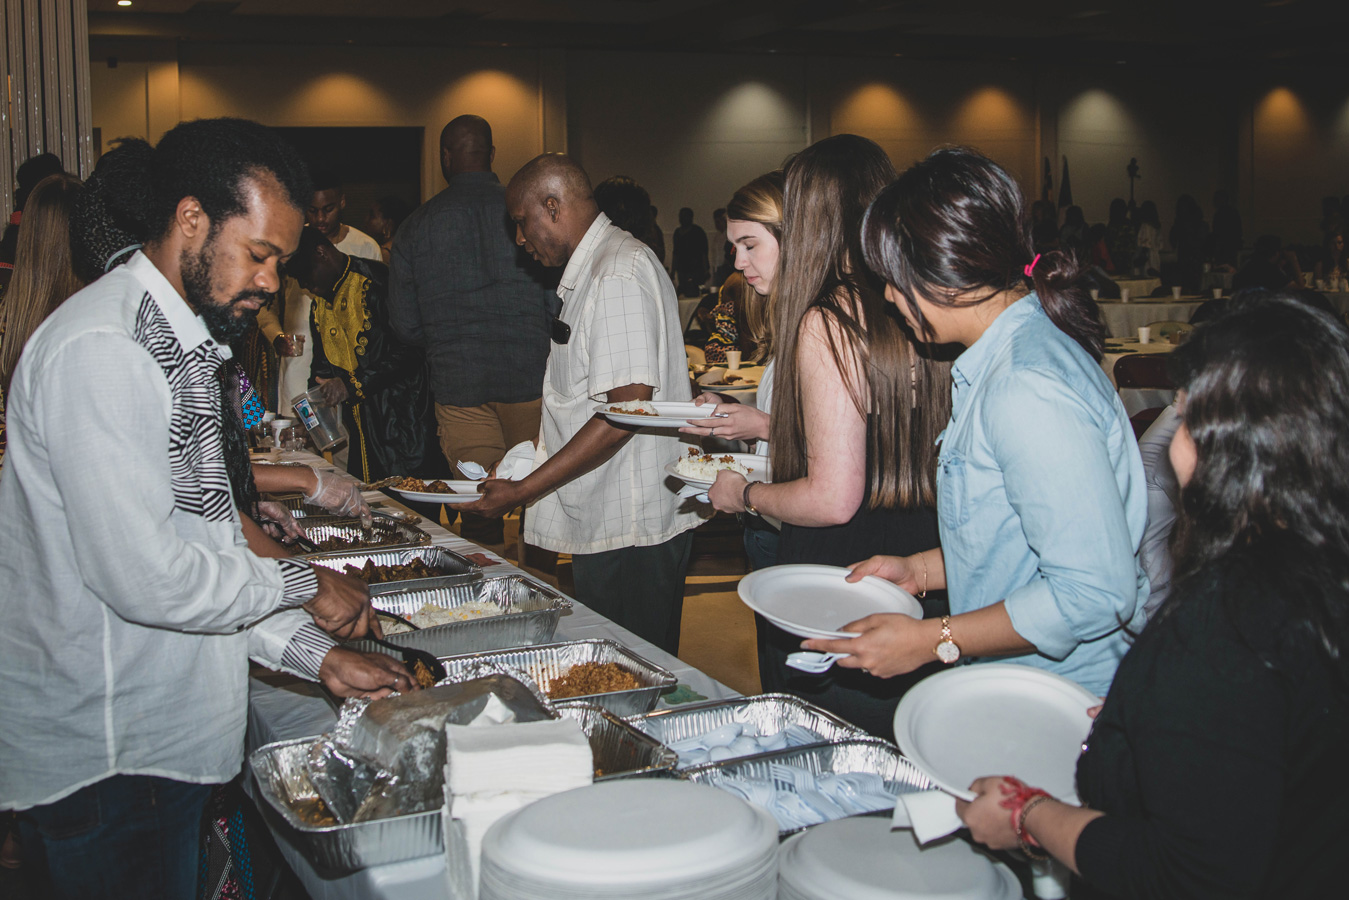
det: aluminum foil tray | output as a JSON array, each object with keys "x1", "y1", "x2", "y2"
[
  {"x1": 626, "y1": 693, "x2": 871, "y2": 769},
  {"x1": 307, "y1": 546, "x2": 482, "y2": 591},
  {"x1": 557, "y1": 702, "x2": 678, "y2": 781},
  {"x1": 682, "y1": 738, "x2": 932, "y2": 836},
  {"x1": 438, "y1": 639, "x2": 676, "y2": 716},
  {"x1": 293, "y1": 516, "x2": 430, "y2": 557},
  {"x1": 346, "y1": 575, "x2": 571, "y2": 658},
  {"x1": 250, "y1": 735, "x2": 443, "y2": 873}
]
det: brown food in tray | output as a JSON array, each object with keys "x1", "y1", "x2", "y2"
[
  {"x1": 463, "y1": 552, "x2": 501, "y2": 567},
  {"x1": 411, "y1": 659, "x2": 437, "y2": 689},
  {"x1": 546, "y1": 662, "x2": 641, "y2": 699},
  {"x1": 312, "y1": 529, "x2": 407, "y2": 552},
  {"x1": 342, "y1": 558, "x2": 451, "y2": 584},
  {"x1": 291, "y1": 796, "x2": 338, "y2": 827}
]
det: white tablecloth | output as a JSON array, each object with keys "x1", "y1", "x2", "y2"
[
  {"x1": 246, "y1": 459, "x2": 739, "y2": 899},
  {"x1": 1101, "y1": 340, "x2": 1177, "y2": 416},
  {"x1": 1111, "y1": 276, "x2": 1161, "y2": 299},
  {"x1": 678, "y1": 296, "x2": 702, "y2": 330},
  {"x1": 1097, "y1": 299, "x2": 1205, "y2": 338}
]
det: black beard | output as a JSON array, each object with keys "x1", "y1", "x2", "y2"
[{"x1": 181, "y1": 238, "x2": 273, "y2": 345}]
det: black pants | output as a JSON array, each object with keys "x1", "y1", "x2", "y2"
[{"x1": 570, "y1": 530, "x2": 694, "y2": 656}]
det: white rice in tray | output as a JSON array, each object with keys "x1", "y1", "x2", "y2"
[
  {"x1": 674, "y1": 452, "x2": 752, "y2": 482},
  {"x1": 382, "y1": 601, "x2": 518, "y2": 634}
]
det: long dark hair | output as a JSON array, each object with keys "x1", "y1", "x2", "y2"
[
  {"x1": 861, "y1": 147, "x2": 1105, "y2": 360},
  {"x1": 770, "y1": 134, "x2": 950, "y2": 509},
  {"x1": 1167, "y1": 292, "x2": 1349, "y2": 680}
]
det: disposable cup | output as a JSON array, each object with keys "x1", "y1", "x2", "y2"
[
  {"x1": 1089, "y1": 288, "x2": 1099, "y2": 301},
  {"x1": 1137, "y1": 326, "x2": 1151, "y2": 344},
  {"x1": 1171, "y1": 286, "x2": 1182, "y2": 299},
  {"x1": 1212, "y1": 288, "x2": 1222, "y2": 300},
  {"x1": 725, "y1": 350, "x2": 742, "y2": 371},
  {"x1": 291, "y1": 389, "x2": 348, "y2": 452},
  {"x1": 1120, "y1": 288, "x2": 1131, "y2": 303}
]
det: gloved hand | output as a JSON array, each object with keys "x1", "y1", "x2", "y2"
[
  {"x1": 256, "y1": 500, "x2": 307, "y2": 542},
  {"x1": 304, "y1": 467, "x2": 373, "y2": 527}
]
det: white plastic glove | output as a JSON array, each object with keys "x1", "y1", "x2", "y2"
[
  {"x1": 255, "y1": 500, "x2": 307, "y2": 542},
  {"x1": 305, "y1": 468, "x2": 373, "y2": 527}
]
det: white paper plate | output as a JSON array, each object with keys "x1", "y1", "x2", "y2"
[
  {"x1": 388, "y1": 486, "x2": 482, "y2": 505},
  {"x1": 738, "y1": 564, "x2": 923, "y2": 639},
  {"x1": 664, "y1": 453, "x2": 771, "y2": 488},
  {"x1": 595, "y1": 401, "x2": 719, "y2": 428},
  {"x1": 893, "y1": 663, "x2": 1097, "y2": 803},
  {"x1": 778, "y1": 816, "x2": 1021, "y2": 900}
]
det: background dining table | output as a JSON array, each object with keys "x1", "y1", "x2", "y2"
[
  {"x1": 1101, "y1": 339, "x2": 1178, "y2": 416},
  {"x1": 1095, "y1": 297, "x2": 1207, "y2": 339}
]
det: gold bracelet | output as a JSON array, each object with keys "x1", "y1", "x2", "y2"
[
  {"x1": 1017, "y1": 794, "x2": 1052, "y2": 861},
  {"x1": 918, "y1": 552, "x2": 928, "y2": 599}
]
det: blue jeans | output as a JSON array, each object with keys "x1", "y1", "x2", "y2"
[{"x1": 17, "y1": 774, "x2": 212, "y2": 900}]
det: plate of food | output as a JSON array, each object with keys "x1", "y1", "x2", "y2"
[
  {"x1": 387, "y1": 476, "x2": 484, "y2": 504},
  {"x1": 697, "y1": 366, "x2": 763, "y2": 392},
  {"x1": 595, "y1": 400, "x2": 722, "y2": 428},
  {"x1": 664, "y1": 449, "x2": 771, "y2": 488}
]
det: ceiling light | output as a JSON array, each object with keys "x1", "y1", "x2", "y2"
[{"x1": 117, "y1": 1, "x2": 132, "y2": 6}]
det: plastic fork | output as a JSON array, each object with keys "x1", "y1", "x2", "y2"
[{"x1": 785, "y1": 651, "x2": 849, "y2": 673}]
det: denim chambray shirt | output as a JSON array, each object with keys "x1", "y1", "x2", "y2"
[{"x1": 937, "y1": 293, "x2": 1149, "y2": 698}]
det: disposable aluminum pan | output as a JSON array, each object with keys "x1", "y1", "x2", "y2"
[
  {"x1": 682, "y1": 738, "x2": 933, "y2": 836},
  {"x1": 265, "y1": 492, "x2": 328, "y2": 517},
  {"x1": 557, "y1": 702, "x2": 678, "y2": 780},
  {"x1": 439, "y1": 639, "x2": 676, "y2": 716},
  {"x1": 346, "y1": 576, "x2": 571, "y2": 658},
  {"x1": 627, "y1": 693, "x2": 871, "y2": 769},
  {"x1": 307, "y1": 546, "x2": 482, "y2": 591},
  {"x1": 250, "y1": 736, "x2": 442, "y2": 873},
  {"x1": 293, "y1": 516, "x2": 430, "y2": 557}
]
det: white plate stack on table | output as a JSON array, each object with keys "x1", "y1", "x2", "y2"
[
  {"x1": 476, "y1": 780, "x2": 780, "y2": 900},
  {"x1": 777, "y1": 816, "x2": 1022, "y2": 900}
]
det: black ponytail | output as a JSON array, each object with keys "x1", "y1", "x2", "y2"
[{"x1": 862, "y1": 147, "x2": 1105, "y2": 360}]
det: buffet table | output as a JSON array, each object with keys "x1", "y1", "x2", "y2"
[{"x1": 245, "y1": 457, "x2": 738, "y2": 899}]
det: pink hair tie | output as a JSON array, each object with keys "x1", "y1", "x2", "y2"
[{"x1": 1023, "y1": 254, "x2": 1041, "y2": 278}]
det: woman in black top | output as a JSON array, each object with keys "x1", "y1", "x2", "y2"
[{"x1": 955, "y1": 292, "x2": 1349, "y2": 898}]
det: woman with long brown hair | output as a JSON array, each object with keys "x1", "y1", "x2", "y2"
[
  {"x1": 0, "y1": 173, "x2": 84, "y2": 393},
  {"x1": 707, "y1": 135, "x2": 951, "y2": 736}
]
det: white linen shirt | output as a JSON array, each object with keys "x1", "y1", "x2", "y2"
[
  {"x1": 0, "y1": 252, "x2": 323, "y2": 810},
  {"x1": 524, "y1": 213, "x2": 703, "y2": 554}
]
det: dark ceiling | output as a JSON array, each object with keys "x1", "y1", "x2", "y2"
[{"x1": 87, "y1": 0, "x2": 1348, "y2": 65}]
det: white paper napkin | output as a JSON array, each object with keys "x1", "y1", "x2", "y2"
[
  {"x1": 677, "y1": 483, "x2": 710, "y2": 503},
  {"x1": 891, "y1": 789, "x2": 965, "y2": 845}
]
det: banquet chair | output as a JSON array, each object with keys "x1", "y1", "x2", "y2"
[
  {"x1": 1113, "y1": 354, "x2": 1175, "y2": 390},
  {"x1": 1144, "y1": 320, "x2": 1193, "y2": 342}
]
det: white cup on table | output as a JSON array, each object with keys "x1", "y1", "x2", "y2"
[
  {"x1": 1171, "y1": 286, "x2": 1182, "y2": 299},
  {"x1": 1213, "y1": 288, "x2": 1222, "y2": 300},
  {"x1": 725, "y1": 350, "x2": 742, "y2": 371},
  {"x1": 1089, "y1": 288, "x2": 1100, "y2": 301},
  {"x1": 1137, "y1": 326, "x2": 1151, "y2": 345},
  {"x1": 1120, "y1": 288, "x2": 1130, "y2": 303}
]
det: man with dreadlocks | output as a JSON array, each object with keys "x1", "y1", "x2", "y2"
[{"x1": 0, "y1": 119, "x2": 414, "y2": 900}]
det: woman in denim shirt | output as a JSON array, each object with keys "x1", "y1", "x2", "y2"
[{"x1": 805, "y1": 148, "x2": 1147, "y2": 699}]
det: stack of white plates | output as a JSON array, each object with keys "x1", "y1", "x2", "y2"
[
  {"x1": 479, "y1": 780, "x2": 779, "y2": 900},
  {"x1": 778, "y1": 817, "x2": 1022, "y2": 900}
]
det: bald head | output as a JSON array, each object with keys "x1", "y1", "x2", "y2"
[
  {"x1": 505, "y1": 154, "x2": 600, "y2": 268},
  {"x1": 439, "y1": 115, "x2": 494, "y2": 180}
]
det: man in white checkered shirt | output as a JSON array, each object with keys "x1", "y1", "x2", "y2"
[{"x1": 464, "y1": 154, "x2": 703, "y2": 654}]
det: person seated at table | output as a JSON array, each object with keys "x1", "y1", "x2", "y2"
[
  {"x1": 955, "y1": 292, "x2": 1349, "y2": 900},
  {"x1": 702, "y1": 271, "x2": 753, "y2": 365},
  {"x1": 805, "y1": 147, "x2": 1147, "y2": 703},
  {"x1": 1132, "y1": 200, "x2": 1162, "y2": 276},
  {"x1": 705, "y1": 136, "x2": 953, "y2": 737},
  {"x1": 1087, "y1": 222, "x2": 1116, "y2": 275},
  {"x1": 1234, "y1": 234, "x2": 1302, "y2": 293},
  {"x1": 1104, "y1": 198, "x2": 1137, "y2": 274},
  {"x1": 1314, "y1": 227, "x2": 1347, "y2": 284}
]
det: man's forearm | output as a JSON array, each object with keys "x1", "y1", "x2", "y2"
[{"x1": 516, "y1": 416, "x2": 636, "y2": 501}]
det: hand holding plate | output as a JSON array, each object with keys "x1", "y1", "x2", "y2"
[{"x1": 801, "y1": 613, "x2": 938, "y2": 678}]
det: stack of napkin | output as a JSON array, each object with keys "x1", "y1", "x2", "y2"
[{"x1": 442, "y1": 716, "x2": 593, "y2": 899}]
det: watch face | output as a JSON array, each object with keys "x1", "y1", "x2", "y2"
[{"x1": 935, "y1": 639, "x2": 961, "y2": 664}]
